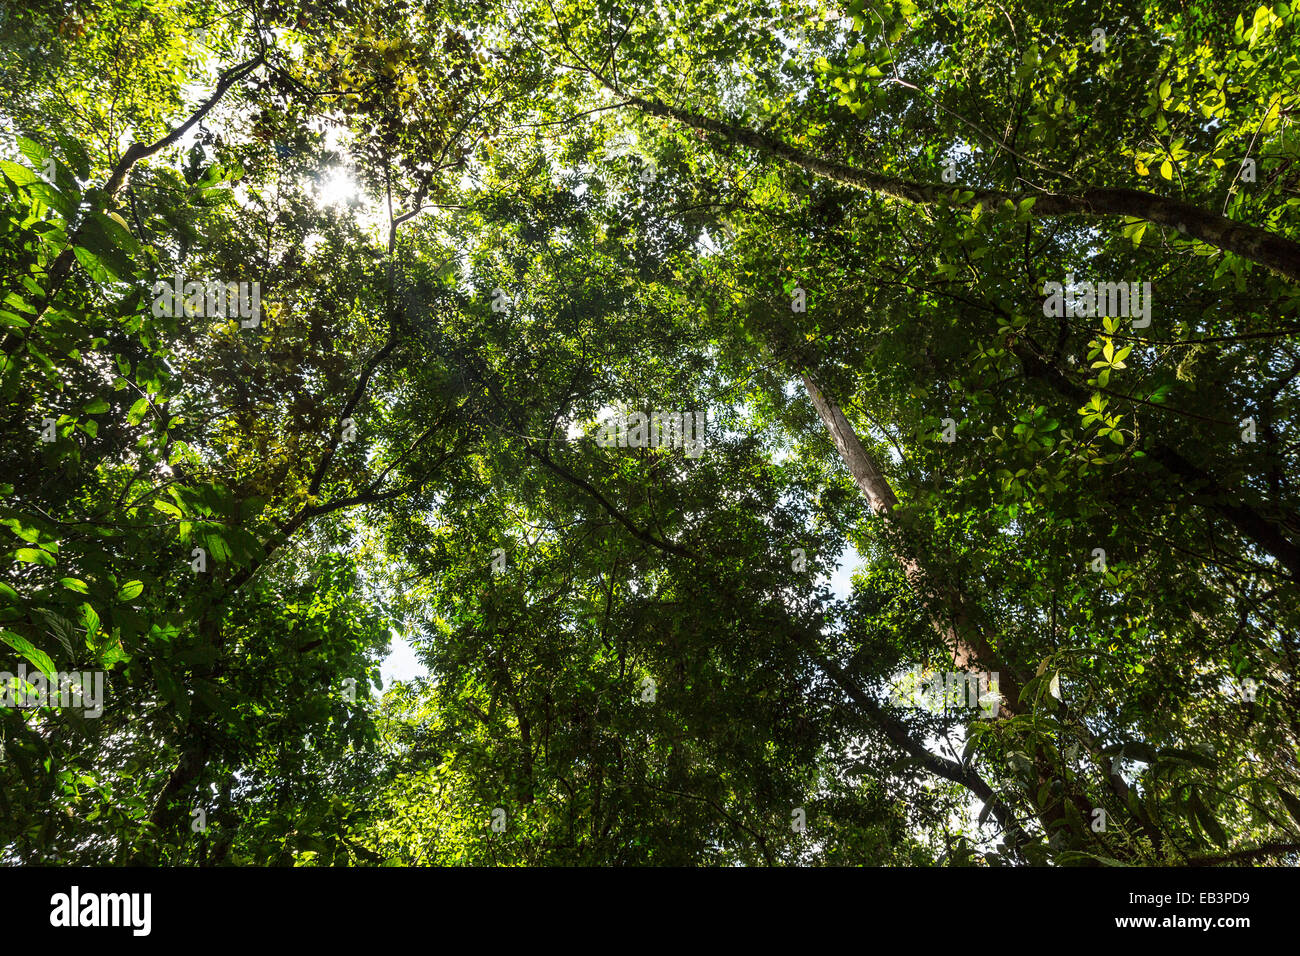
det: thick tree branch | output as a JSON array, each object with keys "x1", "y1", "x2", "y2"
[{"x1": 625, "y1": 94, "x2": 1300, "y2": 283}]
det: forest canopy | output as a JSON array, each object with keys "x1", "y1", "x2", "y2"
[{"x1": 2, "y1": 0, "x2": 1299, "y2": 867}]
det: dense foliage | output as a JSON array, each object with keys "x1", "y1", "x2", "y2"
[{"x1": 2, "y1": 0, "x2": 1299, "y2": 866}]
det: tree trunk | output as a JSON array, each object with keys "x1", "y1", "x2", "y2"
[{"x1": 800, "y1": 373, "x2": 1024, "y2": 712}]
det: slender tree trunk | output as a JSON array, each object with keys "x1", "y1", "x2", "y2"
[
  {"x1": 801, "y1": 372, "x2": 1161, "y2": 852},
  {"x1": 133, "y1": 736, "x2": 212, "y2": 862},
  {"x1": 798, "y1": 375, "x2": 1121, "y2": 848},
  {"x1": 39, "y1": 51, "x2": 265, "y2": 298},
  {"x1": 800, "y1": 373, "x2": 1024, "y2": 711}
]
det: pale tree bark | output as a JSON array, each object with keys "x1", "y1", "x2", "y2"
[
  {"x1": 801, "y1": 373, "x2": 1024, "y2": 713},
  {"x1": 801, "y1": 373, "x2": 1157, "y2": 847}
]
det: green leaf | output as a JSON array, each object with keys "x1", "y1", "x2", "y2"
[
  {"x1": 74, "y1": 215, "x2": 136, "y2": 282},
  {"x1": 202, "y1": 532, "x2": 233, "y2": 563},
  {"x1": 127, "y1": 397, "x2": 150, "y2": 425},
  {"x1": 81, "y1": 603, "x2": 101, "y2": 638},
  {"x1": 73, "y1": 245, "x2": 111, "y2": 284},
  {"x1": 1, "y1": 630, "x2": 56, "y2": 678},
  {"x1": 28, "y1": 182, "x2": 79, "y2": 222},
  {"x1": 15, "y1": 547, "x2": 55, "y2": 567},
  {"x1": 0, "y1": 160, "x2": 40, "y2": 187},
  {"x1": 16, "y1": 136, "x2": 50, "y2": 167},
  {"x1": 91, "y1": 210, "x2": 139, "y2": 255},
  {"x1": 38, "y1": 610, "x2": 78, "y2": 660},
  {"x1": 1190, "y1": 791, "x2": 1228, "y2": 847},
  {"x1": 152, "y1": 499, "x2": 183, "y2": 518},
  {"x1": 55, "y1": 134, "x2": 90, "y2": 180},
  {"x1": 1277, "y1": 789, "x2": 1300, "y2": 832},
  {"x1": 117, "y1": 580, "x2": 144, "y2": 601}
]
